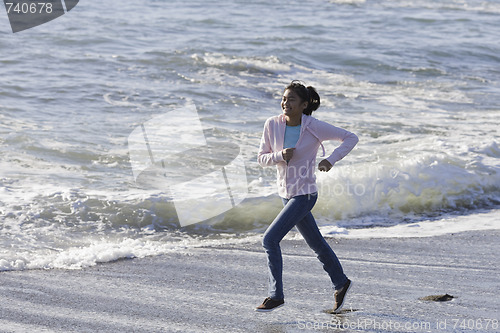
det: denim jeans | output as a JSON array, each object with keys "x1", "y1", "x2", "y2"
[{"x1": 262, "y1": 193, "x2": 348, "y2": 300}]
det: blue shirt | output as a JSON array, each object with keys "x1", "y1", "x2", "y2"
[{"x1": 284, "y1": 125, "x2": 301, "y2": 149}]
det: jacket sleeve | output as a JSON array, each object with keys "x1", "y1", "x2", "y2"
[
  {"x1": 316, "y1": 120, "x2": 359, "y2": 166},
  {"x1": 257, "y1": 119, "x2": 285, "y2": 167}
]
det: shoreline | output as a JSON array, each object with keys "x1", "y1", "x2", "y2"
[{"x1": 1, "y1": 229, "x2": 499, "y2": 332}]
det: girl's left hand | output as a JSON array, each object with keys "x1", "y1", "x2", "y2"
[{"x1": 318, "y1": 159, "x2": 333, "y2": 172}]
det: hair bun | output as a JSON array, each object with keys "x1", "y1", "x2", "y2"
[{"x1": 306, "y1": 86, "x2": 320, "y2": 114}]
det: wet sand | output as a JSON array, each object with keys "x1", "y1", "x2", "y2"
[{"x1": 1, "y1": 230, "x2": 499, "y2": 332}]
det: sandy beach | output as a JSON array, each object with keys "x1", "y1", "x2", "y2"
[{"x1": 1, "y1": 229, "x2": 498, "y2": 333}]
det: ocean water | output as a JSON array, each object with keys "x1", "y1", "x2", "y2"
[{"x1": 1, "y1": 0, "x2": 499, "y2": 271}]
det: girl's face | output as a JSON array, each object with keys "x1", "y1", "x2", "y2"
[{"x1": 281, "y1": 89, "x2": 308, "y2": 120}]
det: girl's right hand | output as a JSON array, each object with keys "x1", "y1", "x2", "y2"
[{"x1": 282, "y1": 148, "x2": 295, "y2": 163}]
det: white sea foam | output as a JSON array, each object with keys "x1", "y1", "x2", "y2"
[
  {"x1": 193, "y1": 53, "x2": 292, "y2": 73},
  {"x1": 381, "y1": 0, "x2": 500, "y2": 15},
  {"x1": 103, "y1": 93, "x2": 143, "y2": 108},
  {"x1": 319, "y1": 209, "x2": 500, "y2": 239},
  {"x1": 329, "y1": 0, "x2": 366, "y2": 6},
  {"x1": 0, "y1": 231, "x2": 262, "y2": 271}
]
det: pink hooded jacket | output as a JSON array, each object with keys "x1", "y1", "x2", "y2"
[{"x1": 258, "y1": 113, "x2": 358, "y2": 199}]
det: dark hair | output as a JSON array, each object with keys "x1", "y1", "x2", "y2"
[{"x1": 284, "y1": 80, "x2": 320, "y2": 115}]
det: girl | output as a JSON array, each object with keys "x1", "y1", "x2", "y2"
[{"x1": 256, "y1": 80, "x2": 358, "y2": 313}]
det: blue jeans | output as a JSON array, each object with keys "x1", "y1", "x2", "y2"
[{"x1": 262, "y1": 193, "x2": 348, "y2": 300}]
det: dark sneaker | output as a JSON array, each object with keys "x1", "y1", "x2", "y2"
[
  {"x1": 255, "y1": 297, "x2": 285, "y2": 312},
  {"x1": 333, "y1": 279, "x2": 352, "y2": 313}
]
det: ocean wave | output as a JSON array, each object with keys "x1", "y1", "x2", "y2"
[
  {"x1": 2, "y1": 143, "x2": 498, "y2": 271},
  {"x1": 192, "y1": 53, "x2": 292, "y2": 74},
  {"x1": 313, "y1": 145, "x2": 500, "y2": 225},
  {"x1": 376, "y1": 0, "x2": 500, "y2": 15}
]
